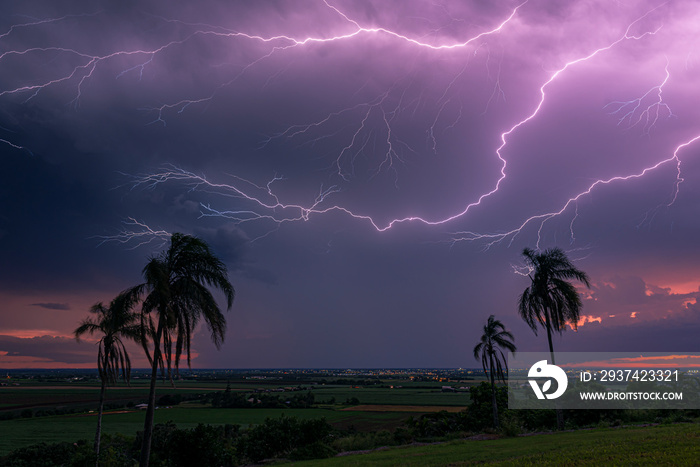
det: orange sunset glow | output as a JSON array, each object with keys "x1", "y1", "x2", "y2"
[{"x1": 559, "y1": 354, "x2": 700, "y2": 369}]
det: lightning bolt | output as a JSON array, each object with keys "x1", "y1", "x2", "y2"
[
  {"x1": 127, "y1": 5, "x2": 679, "y2": 241},
  {"x1": 0, "y1": 124, "x2": 33, "y2": 155},
  {"x1": 0, "y1": 137, "x2": 32, "y2": 155},
  {"x1": 1, "y1": 1, "x2": 697, "y2": 252},
  {"x1": 142, "y1": 1, "x2": 526, "y2": 127},
  {"x1": 452, "y1": 132, "x2": 697, "y2": 250},
  {"x1": 92, "y1": 218, "x2": 171, "y2": 249},
  {"x1": 604, "y1": 58, "x2": 675, "y2": 134}
]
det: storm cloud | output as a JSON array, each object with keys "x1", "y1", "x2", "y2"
[{"x1": 1, "y1": 0, "x2": 699, "y2": 368}]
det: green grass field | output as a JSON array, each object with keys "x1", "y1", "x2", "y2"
[
  {"x1": 0, "y1": 380, "x2": 226, "y2": 410},
  {"x1": 0, "y1": 406, "x2": 416, "y2": 455},
  {"x1": 0, "y1": 380, "x2": 468, "y2": 455},
  {"x1": 311, "y1": 387, "x2": 469, "y2": 406},
  {"x1": 8, "y1": 377, "x2": 696, "y2": 466},
  {"x1": 295, "y1": 423, "x2": 700, "y2": 466},
  {"x1": 0, "y1": 378, "x2": 476, "y2": 410}
]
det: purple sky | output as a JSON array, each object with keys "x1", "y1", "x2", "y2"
[{"x1": 1, "y1": 0, "x2": 700, "y2": 369}]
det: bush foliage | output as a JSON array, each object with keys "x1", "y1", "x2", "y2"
[
  {"x1": 0, "y1": 415, "x2": 335, "y2": 466},
  {"x1": 2, "y1": 385, "x2": 698, "y2": 466}
]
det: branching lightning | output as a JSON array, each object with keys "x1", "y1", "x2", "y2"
[
  {"x1": 1, "y1": 1, "x2": 698, "y2": 251},
  {"x1": 604, "y1": 58, "x2": 675, "y2": 134},
  {"x1": 92, "y1": 218, "x2": 171, "y2": 249}
]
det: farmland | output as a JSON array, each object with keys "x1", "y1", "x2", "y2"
[
  {"x1": 0, "y1": 368, "x2": 477, "y2": 455},
  {"x1": 1, "y1": 368, "x2": 698, "y2": 465}
]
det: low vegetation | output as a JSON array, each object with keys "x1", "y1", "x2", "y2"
[
  {"x1": 296, "y1": 422, "x2": 700, "y2": 466},
  {"x1": 2, "y1": 379, "x2": 698, "y2": 466}
]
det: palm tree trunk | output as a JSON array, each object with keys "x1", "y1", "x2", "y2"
[
  {"x1": 543, "y1": 308, "x2": 564, "y2": 430},
  {"x1": 139, "y1": 319, "x2": 164, "y2": 467},
  {"x1": 139, "y1": 356, "x2": 159, "y2": 467},
  {"x1": 489, "y1": 353, "x2": 499, "y2": 429},
  {"x1": 543, "y1": 310, "x2": 556, "y2": 366},
  {"x1": 94, "y1": 378, "x2": 106, "y2": 466}
]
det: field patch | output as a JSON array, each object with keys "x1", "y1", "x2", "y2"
[
  {"x1": 0, "y1": 384, "x2": 218, "y2": 411},
  {"x1": 311, "y1": 387, "x2": 468, "y2": 406},
  {"x1": 342, "y1": 405, "x2": 464, "y2": 413}
]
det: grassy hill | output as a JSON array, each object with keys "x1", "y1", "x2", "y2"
[{"x1": 294, "y1": 422, "x2": 700, "y2": 466}]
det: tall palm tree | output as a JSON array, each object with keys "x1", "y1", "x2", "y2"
[
  {"x1": 123, "y1": 233, "x2": 235, "y2": 467},
  {"x1": 74, "y1": 294, "x2": 141, "y2": 464},
  {"x1": 518, "y1": 247, "x2": 590, "y2": 430},
  {"x1": 473, "y1": 315, "x2": 516, "y2": 429},
  {"x1": 518, "y1": 247, "x2": 590, "y2": 364}
]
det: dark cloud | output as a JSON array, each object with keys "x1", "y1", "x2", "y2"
[
  {"x1": 0, "y1": 335, "x2": 91, "y2": 365},
  {"x1": 1, "y1": 0, "x2": 699, "y2": 368},
  {"x1": 192, "y1": 224, "x2": 249, "y2": 266},
  {"x1": 30, "y1": 303, "x2": 71, "y2": 311}
]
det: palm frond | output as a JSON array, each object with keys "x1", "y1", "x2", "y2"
[
  {"x1": 518, "y1": 247, "x2": 590, "y2": 338},
  {"x1": 473, "y1": 315, "x2": 516, "y2": 385},
  {"x1": 124, "y1": 233, "x2": 235, "y2": 384},
  {"x1": 74, "y1": 296, "x2": 140, "y2": 386}
]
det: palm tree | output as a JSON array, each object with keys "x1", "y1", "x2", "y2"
[
  {"x1": 122, "y1": 233, "x2": 235, "y2": 467},
  {"x1": 74, "y1": 294, "x2": 141, "y2": 464},
  {"x1": 473, "y1": 315, "x2": 516, "y2": 429},
  {"x1": 518, "y1": 247, "x2": 590, "y2": 429},
  {"x1": 518, "y1": 247, "x2": 590, "y2": 364}
]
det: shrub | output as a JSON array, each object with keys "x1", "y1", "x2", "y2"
[
  {"x1": 133, "y1": 421, "x2": 238, "y2": 467},
  {"x1": 237, "y1": 415, "x2": 334, "y2": 463},
  {"x1": 406, "y1": 411, "x2": 470, "y2": 438},
  {"x1": 464, "y1": 382, "x2": 507, "y2": 431},
  {"x1": 97, "y1": 433, "x2": 137, "y2": 467},
  {"x1": 392, "y1": 427, "x2": 414, "y2": 445},
  {"x1": 0, "y1": 441, "x2": 91, "y2": 467},
  {"x1": 166, "y1": 424, "x2": 237, "y2": 466},
  {"x1": 157, "y1": 393, "x2": 183, "y2": 406},
  {"x1": 512, "y1": 409, "x2": 557, "y2": 431},
  {"x1": 498, "y1": 411, "x2": 523, "y2": 437}
]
